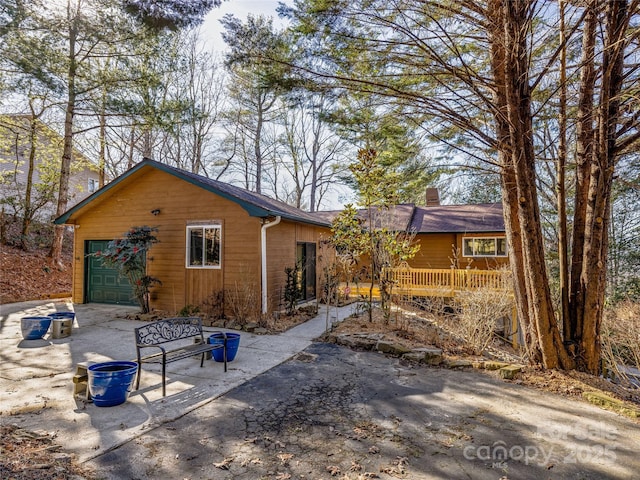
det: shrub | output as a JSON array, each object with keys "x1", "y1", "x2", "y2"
[
  {"x1": 450, "y1": 289, "x2": 514, "y2": 355},
  {"x1": 601, "y1": 301, "x2": 640, "y2": 387},
  {"x1": 283, "y1": 264, "x2": 302, "y2": 315},
  {"x1": 226, "y1": 281, "x2": 260, "y2": 325}
]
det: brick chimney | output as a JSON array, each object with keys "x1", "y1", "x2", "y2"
[{"x1": 425, "y1": 188, "x2": 440, "y2": 206}]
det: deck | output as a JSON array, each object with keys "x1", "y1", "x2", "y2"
[
  {"x1": 344, "y1": 266, "x2": 513, "y2": 299},
  {"x1": 340, "y1": 266, "x2": 519, "y2": 348}
]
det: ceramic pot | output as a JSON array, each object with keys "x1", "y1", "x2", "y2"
[
  {"x1": 208, "y1": 333, "x2": 240, "y2": 362},
  {"x1": 88, "y1": 361, "x2": 138, "y2": 407},
  {"x1": 20, "y1": 316, "x2": 52, "y2": 340}
]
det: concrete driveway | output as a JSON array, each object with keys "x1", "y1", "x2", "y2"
[
  {"x1": 2, "y1": 300, "x2": 639, "y2": 479},
  {"x1": 0, "y1": 299, "x2": 354, "y2": 463}
]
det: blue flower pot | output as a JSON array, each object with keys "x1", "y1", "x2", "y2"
[
  {"x1": 208, "y1": 333, "x2": 240, "y2": 362},
  {"x1": 20, "y1": 316, "x2": 52, "y2": 340},
  {"x1": 88, "y1": 361, "x2": 138, "y2": 407}
]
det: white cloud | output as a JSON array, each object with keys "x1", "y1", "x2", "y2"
[{"x1": 201, "y1": 0, "x2": 289, "y2": 51}]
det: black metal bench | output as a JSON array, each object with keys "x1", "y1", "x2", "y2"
[{"x1": 134, "y1": 317, "x2": 227, "y2": 396}]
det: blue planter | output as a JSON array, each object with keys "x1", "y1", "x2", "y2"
[
  {"x1": 208, "y1": 333, "x2": 240, "y2": 362},
  {"x1": 20, "y1": 316, "x2": 52, "y2": 340},
  {"x1": 88, "y1": 361, "x2": 138, "y2": 407}
]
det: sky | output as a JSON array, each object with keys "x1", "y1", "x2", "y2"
[
  {"x1": 202, "y1": 0, "x2": 289, "y2": 51},
  {"x1": 202, "y1": 1, "x2": 353, "y2": 209}
]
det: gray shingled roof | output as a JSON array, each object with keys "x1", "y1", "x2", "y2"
[
  {"x1": 55, "y1": 159, "x2": 331, "y2": 227},
  {"x1": 309, "y1": 203, "x2": 504, "y2": 234},
  {"x1": 409, "y1": 203, "x2": 504, "y2": 233}
]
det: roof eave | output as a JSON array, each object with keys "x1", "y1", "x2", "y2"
[{"x1": 55, "y1": 159, "x2": 331, "y2": 227}]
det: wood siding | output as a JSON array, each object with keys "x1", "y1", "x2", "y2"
[
  {"x1": 264, "y1": 221, "x2": 330, "y2": 313},
  {"x1": 350, "y1": 232, "x2": 509, "y2": 283},
  {"x1": 69, "y1": 168, "x2": 262, "y2": 313},
  {"x1": 411, "y1": 233, "x2": 457, "y2": 269},
  {"x1": 410, "y1": 233, "x2": 509, "y2": 270},
  {"x1": 454, "y1": 233, "x2": 510, "y2": 270}
]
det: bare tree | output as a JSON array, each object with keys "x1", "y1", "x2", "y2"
[{"x1": 277, "y1": 92, "x2": 349, "y2": 211}]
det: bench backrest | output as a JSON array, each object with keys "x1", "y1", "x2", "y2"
[{"x1": 135, "y1": 317, "x2": 204, "y2": 346}]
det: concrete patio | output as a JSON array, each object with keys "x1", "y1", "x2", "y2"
[{"x1": 0, "y1": 299, "x2": 356, "y2": 462}]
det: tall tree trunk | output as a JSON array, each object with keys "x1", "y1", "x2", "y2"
[
  {"x1": 142, "y1": 128, "x2": 152, "y2": 159},
  {"x1": 99, "y1": 89, "x2": 107, "y2": 187},
  {"x1": 557, "y1": 0, "x2": 570, "y2": 342},
  {"x1": 487, "y1": 0, "x2": 540, "y2": 363},
  {"x1": 128, "y1": 126, "x2": 136, "y2": 169},
  {"x1": 49, "y1": 5, "x2": 77, "y2": 267},
  {"x1": 491, "y1": 0, "x2": 573, "y2": 369},
  {"x1": 569, "y1": 0, "x2": 597, "y2": 346},
  {"x1": 21, "y1": 115, "x2": 38, "y2": 251},
  {"x1": 254, "y1": 95, "x2": 264, "y2": 194},
  {"x1": 578, "y1": 0, "x2": 628, "y2": 373}
]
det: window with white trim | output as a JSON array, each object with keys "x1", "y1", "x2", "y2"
[
  {"x1": 186, "y1": 225, "x2": 221, "y2": 268},
  {"x1": 462, "y1": 237, "x2": 507, "y2": 257},
  {"x1": 88, "y1": 178, "x2": 99, "y2": 193}
]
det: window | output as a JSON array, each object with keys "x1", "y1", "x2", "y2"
[
  {"x1": 463, "y1": 237, "x2": 507, "y2": 257},
  {"x1": 88, "y1": 178, "x2": 99, "y2": 193},
  {"x1": 186, "y1": 225, "x2": 221, "y2": 268}
]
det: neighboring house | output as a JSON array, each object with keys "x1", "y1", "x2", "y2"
[
  {"x1": 54, "y1": 159, "x2": 332, "y2": 314},
  {"x1": 0, "y1": 115, "x2": 99, "y2": 222}
]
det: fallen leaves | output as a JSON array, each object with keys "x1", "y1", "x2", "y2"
[
  {"x1": 0, "y1": 425, "x2": 94, "y2": 479},
  {"x1": 0, "y1": 245, "x2": 72, "y2": 303},
  {"x1": 277, "y1": 452, "x2": 294, "y2": 466},
  {"x1": 326, "y1": 464, "x2": 342, "y2": 476},
  {"x1": 380, "y1": 456, "x2": 409, "y2": 476},
  {"x1": 213, "y1": 457, "x2": 234, "y2": 470}
]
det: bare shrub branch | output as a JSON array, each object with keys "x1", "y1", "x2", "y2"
[
  {"x1": 451, "y1": 289, "x2": 515, "y2": 355},
  {"x1": 601, "y1": 301, "x2": 640, "y2": 387}
]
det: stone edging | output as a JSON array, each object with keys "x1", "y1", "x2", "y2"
[{"x1": 333, "y1": 332, "x2": 640, "y2": 420}]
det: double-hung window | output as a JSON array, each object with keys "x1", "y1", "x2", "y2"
[
  {"x1": 186, "y1": 224, "x2": 221, "y2": 268},
  {"x1": 88, "y1": 178, "x2": 99, "y2": 193},
  {"x1": 462, "y1": 237, "x2": 507, "y2": 257}
]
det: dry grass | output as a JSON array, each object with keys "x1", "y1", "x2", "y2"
[
  {"x1": 449, "y1": 289, "x2": 515, "y2": 355},
  {"x1": 602, "y1": 301, "x2": 640, "y2": 387}
]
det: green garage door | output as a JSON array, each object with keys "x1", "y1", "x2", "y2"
[{"x1": 85, "y1": 240, "x2": 136, "y2": 305}]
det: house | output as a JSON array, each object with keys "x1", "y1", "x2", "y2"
[
  {"x1": 55, "y1": 158, "x2": 508, "y2": 316},
  {"x1": 54, "y1": 159, "x2": 332, "y2": 315},
  {"x1": 0, "y1": 115, "x2": 100, "y2": 222},
  {"x1": 407, "y1": 202, "x2": 507, "y2": 270},
  {"x1": 314, "y1": 201, "x2": 508, "y2": 271}
]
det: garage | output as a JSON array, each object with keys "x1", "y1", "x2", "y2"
[{"x1": 84, "y1": 240, "x2": 136, "y2": 305}]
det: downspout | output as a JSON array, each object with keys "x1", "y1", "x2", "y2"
[{"x1": 261, "y1": 215, "x2": 281, "y2": 314}]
